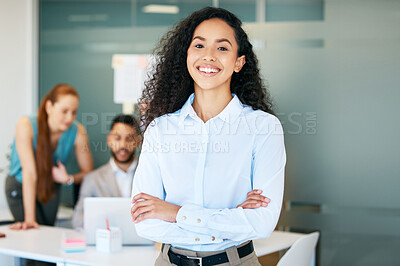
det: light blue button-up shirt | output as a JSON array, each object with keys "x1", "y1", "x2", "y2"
[{"x1": 132, "y1": 93, "x2": 286, "y2": 252}]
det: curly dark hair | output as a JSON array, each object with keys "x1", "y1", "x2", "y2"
[{"x1": 139, "y1": 6, "x2": 274, "y2": 128}]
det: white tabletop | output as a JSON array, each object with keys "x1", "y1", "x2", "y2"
[
  {"x1": 0, "y1": 225, "x2": 66, "y2": 263},
  {"x1": 0, "y1": 225, "x2": 304, "y2": 266},
  {"x1": 0, "y1": 208, "x2": 13, "y2": 221},
  {"x1": 0, "y1": 205, "x2": 74, "y2": 222}
]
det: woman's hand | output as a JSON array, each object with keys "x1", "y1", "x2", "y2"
[
  {"x1": 131, "y1": 193, "x2": 181, "y2": 223},
  {"x1": 52, "y1": 161, "x2": 70, "y2": 184},
  {"x1": 9, "y1": 220, "x2": 39, "y2": 230},
  {"x1": 237, "y1": 189, "x2": 270, "y2": 209}
]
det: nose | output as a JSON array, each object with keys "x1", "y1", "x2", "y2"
[
  {"x1": 202, "y1": 47, "x2": 216, "y2": 62},
  {"x1": 66, "y1": 112, "x2": 75, "y2": 123},
  {"x1": 120, "y1": 138, "x2": 127, "y2": 148}
]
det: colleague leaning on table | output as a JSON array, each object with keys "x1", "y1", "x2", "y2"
[
  {"x1": 131, "y1": 7, "x2": 286, "y2": 266},
  {"x1": 6, "y1": 83, "x2": 93, "y2": 230}
]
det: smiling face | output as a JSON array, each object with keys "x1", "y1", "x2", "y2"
[
  {"x1": 187, "y1": 18, "x2": 246, "y2": 93},
  {"x1": 46, "y1": 94, "x2": 79, "y2": 132}
]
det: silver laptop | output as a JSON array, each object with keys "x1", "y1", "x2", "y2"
[{"x1": 83, "y1": 197, "x2": 153, "y2": 245}]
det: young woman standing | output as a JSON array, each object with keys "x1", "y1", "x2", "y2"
[{"x1": 131, "y1": 7, "x2": 286, "y2": 265}]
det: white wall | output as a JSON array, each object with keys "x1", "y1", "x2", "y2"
[{"x1": 0, "y1": 0, "x2": 37, "y2": 209}]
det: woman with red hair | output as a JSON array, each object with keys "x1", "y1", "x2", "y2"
[{"x1": 6, "y1": 83, "x2": 93, "y2": 230}]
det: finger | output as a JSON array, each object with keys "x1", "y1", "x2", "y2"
[
  {"x1": 134, "y1": 211, "x2": 152, "y2": 223},
  {"x1": 131, "y1": 200, "x2": 152, "y2": 215},
  {"x1": 247, "y1": 195, "x2": 270, "y2": 203},
  {"x1": 131, "y1": 205, "x2": 139, "y2": 217},
  {"x1": 261, "y1": 201, "x2": 269, "y2": 207},
  {"x1": 24, "y1": 222, "x2": 35, "y2": 230},
  {"x1": 238, "y1": 194, "x2": 263, "y2": 208},
  {"x1": 247, "y1": 193, "x2": 270, "y2": 201},
  {"x1": 247, "y1": 190, "x2": 263, "y2": 197},
  {"x1": 243, "y1": 200, "x2": 269, "y2": 208},
  {"x1": 241, "y1": 203, "x2": 261, "y2": 209},
  {"x1": 132, "y1": 204, "x2": 153, "y2": 220},
  {"x1": 243, "y1": 199, "x2": 263, "y2": 206},
  {"x1": 237, "y1": 200, "x2": 263, "y2": 208},
  {"x1": 246, "y1": 194, "x2": 264, "y2": 200},
  {"x1": 247, "y1": 190, "x2": 261, "y2": 196},
  {"x1": 131, "y1": 204, "x2": 140, "y2": 218},
  {"x1": 240, "y1": 203, "x2": 255, "y2": 209},
  {"x1": 131, "y1": 200, "x2": 151, "y2": 215},
  {"x1": 249, "y1": 199, "x2": 269, "y2": 206},
  {"x1": 132, "y1": 193, "x2": 154, "y2": 203},
  {"x1": 132, "y1": 206, "x2": 153, "y2": 221},
  {"x1": 9, "y1": 222, "x2": 20, "y2": 230},
  {"x1": 132, "y1": 193, "x2": 147, "y2": 203}
]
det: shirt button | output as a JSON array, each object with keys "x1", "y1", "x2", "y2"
[
  {"x1": 182, "y1": 216, "x2": 186, "y2": 220},
  {"x1": 196, "y1": 218, "x2": 201, "y2": 223},
  {"x1": 211, "y1": 236, "x2": 215, "y2": 241},
  {"x1": 195, "y1": 238, "x2": 200, "y2": 242}
]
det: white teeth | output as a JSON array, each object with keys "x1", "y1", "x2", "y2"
[{"x1": 199, "y1": 67, "x2": 219, "y2": 73}]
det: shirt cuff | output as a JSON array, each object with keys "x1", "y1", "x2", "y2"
[
  {"x1": 177, "y1": 204, "x2": 208, "y2": 227},
  {"x1": 176, "y1": 204, "x2": 222, "y2": 243}
]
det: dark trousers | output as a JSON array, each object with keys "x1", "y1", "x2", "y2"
[
  {"x1": 5, "y1": 175, "x2": 61, "y2": 266},
  {"x1": 5, "y1": 175, "x2": 61, "y2": 226}
]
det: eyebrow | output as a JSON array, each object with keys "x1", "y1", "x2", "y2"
[{"x1": 192, "y1": 36, "x2": 232, "y2": 46}]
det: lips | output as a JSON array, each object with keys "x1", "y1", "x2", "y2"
[
  {"x1": 117, "y1": 149, "x2": 128, "y2": 156},
  {"x1": 196, "y1": 65, "x2": 221, "y2": 76},
  {"x1": 63, "y1": 123, "x2": 72, "y2": 129}
]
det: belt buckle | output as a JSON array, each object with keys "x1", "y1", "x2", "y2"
[{"x1": 187, "y1": 256, "x2": 202, "y2": 266}]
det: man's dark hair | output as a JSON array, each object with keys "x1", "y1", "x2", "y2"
[{"x1": 110, "y1": 114, "x2": 141, "y2": 135}]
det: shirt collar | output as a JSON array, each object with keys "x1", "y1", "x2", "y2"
[
  {"x1": 178, "y1": 93, "x2": 197, "y2": 126},
  {"x1": 109, "y1": 158, "x2": 137, "y2": 174},
  {"x1": 178, "y1": 93, "x2": 243, "y2": 126},
  {"x1": 216, "y1": 94, "x2": 243, "y2": 124}
]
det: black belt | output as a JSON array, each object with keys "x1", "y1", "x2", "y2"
[{"x1": 165, "y1": 241, "x2": 254, "y2": 266}]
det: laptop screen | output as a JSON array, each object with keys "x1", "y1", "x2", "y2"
[{"x1": 83, "y1": 197, "x2": 153, "y2": 246}]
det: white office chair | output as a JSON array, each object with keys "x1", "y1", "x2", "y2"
[{"x1": 277, "y1": 232, "x2": 319, "y2": 266}]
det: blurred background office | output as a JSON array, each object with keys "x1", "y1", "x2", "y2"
[{"x1": 0, "y1": 0, "x2": 399, "y2": 265}]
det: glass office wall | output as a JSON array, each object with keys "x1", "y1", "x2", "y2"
[
  {"x1": 39, "y1": 0, "x2": 400, "y2": 265},
  {"x1": 244, "y1": 1, "x2": 399, "y2": 265}
]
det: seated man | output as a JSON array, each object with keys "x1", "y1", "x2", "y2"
[{"x1": 72, "y1": 114, "x2": 141, "y2": 229}]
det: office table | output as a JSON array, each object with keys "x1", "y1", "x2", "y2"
[
  {"x1": 0, "y1": 206, "x2": 74, "y2": 222},
  {"x1": 0, "y1": 225, "x2": 305, "y2": 266}
]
